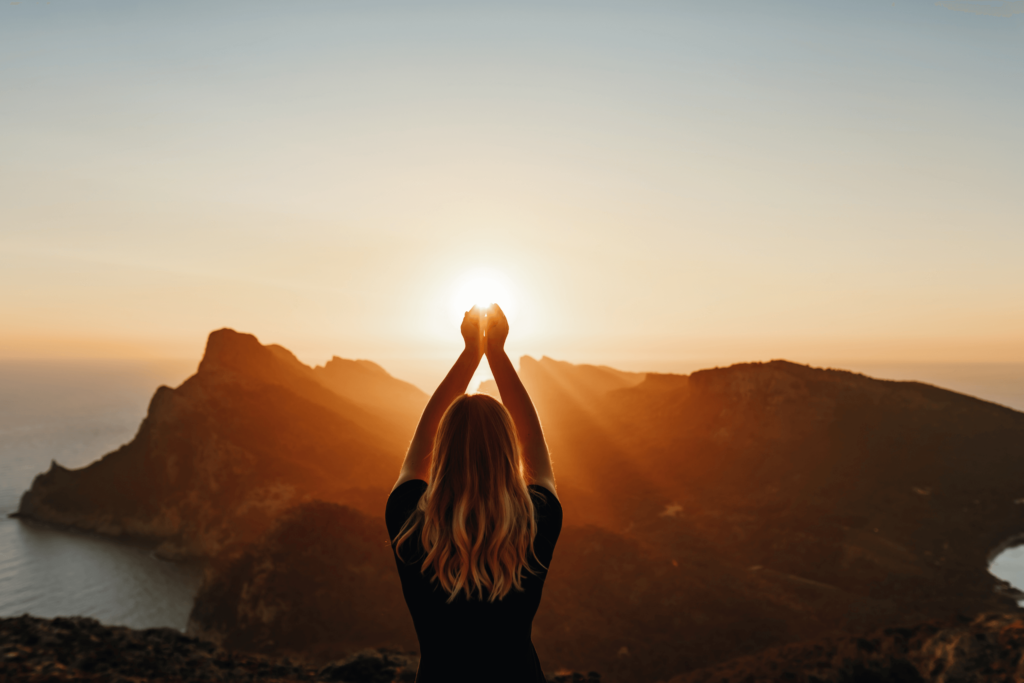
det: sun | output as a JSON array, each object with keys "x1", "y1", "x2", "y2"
[{"x1": 450, "y1": 268, "x2": 516, "y2": 321}]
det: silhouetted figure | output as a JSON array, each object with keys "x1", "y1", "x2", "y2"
[{"x1": 386, "y1": 304, "x2": 561, "y2": 683}]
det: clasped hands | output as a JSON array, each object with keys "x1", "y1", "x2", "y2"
[{"x1": 461, "y1": 304, "x2": 508, "y2": 360}]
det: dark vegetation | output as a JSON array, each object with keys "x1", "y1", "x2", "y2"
[
  {"x1": 14, "y1": 329, "x2": 1024, "y2": 682},
  {"x1": 188, "y1": 501, "x2": 416, "y2": 661}
]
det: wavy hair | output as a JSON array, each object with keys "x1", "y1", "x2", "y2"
[{"x1": 393, "y1": 393, "x2": 542, "y2": 602}]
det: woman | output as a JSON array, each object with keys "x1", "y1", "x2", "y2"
[{"x1": 385, "y1": 303, "x2": 561, "y2": 683}]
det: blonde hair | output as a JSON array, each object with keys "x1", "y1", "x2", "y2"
[{"x1": 393, "y1": 394, "x2": 542, "y2": 602}]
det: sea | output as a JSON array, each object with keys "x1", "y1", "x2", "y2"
[
  {"x1": 1, "y1": 359, "x2": 1023, "y2": 632},
  {"x1": 0, "y1": 360, "x2": 202, "y2": 631}
]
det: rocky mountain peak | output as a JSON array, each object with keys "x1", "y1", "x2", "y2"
[{"x1": 197, "y1": 328, "x2": 269, "y2": 375}]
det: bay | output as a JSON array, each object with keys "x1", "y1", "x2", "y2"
[{"x1": 0, "y1": 360, "x2": 201, "y2": 631}]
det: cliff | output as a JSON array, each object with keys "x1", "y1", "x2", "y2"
[
  {"x1": 455, "y1": 358, "x2": 1024, "y2": 679},
  {"x1": 521, "y1": 358, "x2": 1024, "y2": 606},
  {"x1": 527, "y1": 357, "x2": 1024, "y2": 679},
  {"x1": 15, "y1": 338, "x2": 1024, "y2": 682},
  {"x1": 15, "y1": 328, "x2": 427, "y2": 558}
]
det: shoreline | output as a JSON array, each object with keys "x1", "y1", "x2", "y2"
[{"x1": 7, "y1": 511, "x2": 201, "y2": 564}]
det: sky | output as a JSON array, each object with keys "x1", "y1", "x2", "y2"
[{"x1": 1, "y1": 0, "x2": 1022, "y2": 390}]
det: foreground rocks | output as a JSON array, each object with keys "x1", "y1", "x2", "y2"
[
  {"x1": 0, "y1": 615, "x2": 600, "y2": 682},
  {"x1": 5, "y1": 613, "x2": 1023, "y2": 682},
  {"x1": 0, "y1": 614, "x2": 417, "y2": 682},
  {"x1": 668, "y1": 613, "x2": 1024, "y2": 683}
]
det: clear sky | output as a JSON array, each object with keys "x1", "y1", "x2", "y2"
[{"x1": 2, "y1": 0, "x2": 1022, "y2": 388}]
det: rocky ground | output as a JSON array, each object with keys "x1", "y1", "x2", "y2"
[
  {"x1": 6, "y1": 612, "x2": 1024, "y2": 683},
  {"x1": 668, "y1": 613, "x2": 1024, "y2": 683},
  {"x1": 0, "y1": 615, "x2": 599, "y2": 683}
]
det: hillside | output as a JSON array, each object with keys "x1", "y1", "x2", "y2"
[
  {"x1": 463, "y1": 357, "x2": 1024, "y2": 679},
  {"x1": 517, "y1": 358, "x2": 1024, "y2": 610},
  {"x1": 187, "y1": 355, "x2": 1024, "y2": 681},
  {"x1": 14, "y1": 338, "x2": 1024, "y2": 682},
  {"x1": 187, "y1": 501, "x2": 419, "y2": 661},
  {"x1": 15, "y1": 329, "x2": 427, "y2": 558}
]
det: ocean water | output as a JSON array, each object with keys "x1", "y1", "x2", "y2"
[
  {"x1": 0, "y1": 359, "x2": 1022, "y2": 631},
  {"x1": 0, "y1": 360, "x2": 202, "y2": 631}
]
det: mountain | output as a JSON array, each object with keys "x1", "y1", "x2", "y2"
[
  {"x1": 186, "y1": 355, "x2": 1024, "y2": 682},
  {"x1": 457, "y1": 356, "x2": 1024, "y2": 679},
  {"x1": 480, "y1": 356, "x2": 648, "y2": 528},
  {"x1": 521, "y1": 358, "x2": 1024, "y2": 608},
  {"x1": 15, "y1": 328, "x2": 427, "y2": 558},
  {"x1": 15, "y1": 338, "x2": 1024, "y2": 682}
]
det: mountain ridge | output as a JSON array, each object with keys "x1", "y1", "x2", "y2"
[
  {"x1": 13, "y1": 330, "x2": 1024, "y2": 682},
  {"x1": 15, "y1": 328, "x2": 428, "y2": 559}
]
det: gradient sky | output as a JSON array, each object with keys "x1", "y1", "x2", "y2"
[{"x1": 2, "y1": 0, "x2": 1022, "y2": 388}]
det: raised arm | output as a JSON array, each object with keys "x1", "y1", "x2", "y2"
[
  {"x1": 484, "y1": 304, "x2": 556, "y2": 495},
  {"x1": 393, "y1": 307, "x2": 484, "y2": 490}
]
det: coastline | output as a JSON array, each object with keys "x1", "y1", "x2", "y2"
[{"x1": 7, "y1": 511, "x2": 200, "y2": 565}]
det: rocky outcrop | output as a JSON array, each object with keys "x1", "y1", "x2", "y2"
[
  {"x1": 0, "y1": 613, "x2": 417, "y2": 682},
  {"x1": 667, "y1": 363, "x2": 1018, "y2": 599},
  {"x1": 8, "y1": 611, "x2": 1024, "y2": 683},
  {"x1": 669, "y1": 613, "x2": 1024, "y2": 683},
  {"x1": 0, "y1": 615, "x2": 598, "y2": 683},
  {"x1": 15, "y1": 329, "x2": 427, "y2": 559},
  {"x1": 512, "y1": 357, "x2": 1024, "y2": 599}
]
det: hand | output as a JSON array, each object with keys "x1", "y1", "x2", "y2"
[
  {"x1": 461, "y1": 306, "x2": 484, "y2": 359},
  {"x1": 484, "y1": 303, "x2": 509, "y2": 355}
]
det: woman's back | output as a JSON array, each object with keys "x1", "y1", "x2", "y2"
[
  {"x1": 386, "y1": 480, "x2": 563, "y2": 683},
  {"x1": 386, "y1": 304, "x2": 559, "y2": 682}
]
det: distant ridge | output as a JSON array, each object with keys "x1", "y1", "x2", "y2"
[
  {"x1": 13, "y1": 332, "x2": 1024, "y2": 682},
  {"x1": 478, "y1": 355, "x2": 644, "y2": 401}
]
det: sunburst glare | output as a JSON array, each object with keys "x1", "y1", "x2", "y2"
[{"x1": 449, "y1": 269, "x2": 517, "y2": 323}]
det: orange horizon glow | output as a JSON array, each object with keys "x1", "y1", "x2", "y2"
[{"x1": 1, "y1": 2, "x2": 1021, "y2": 380}]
